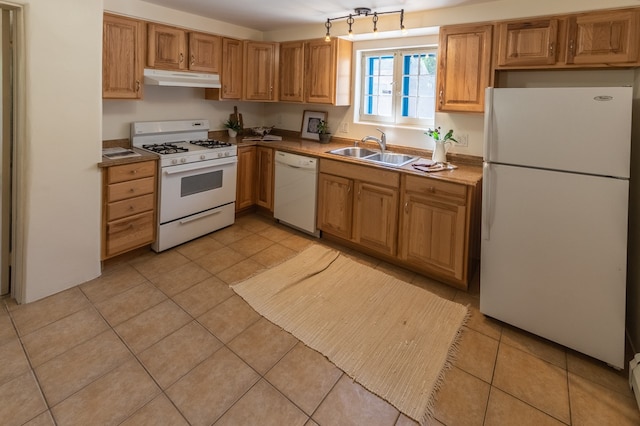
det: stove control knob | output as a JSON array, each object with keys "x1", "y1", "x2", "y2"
[
  {"x1": 180, "y1": 158, "x2": 187, "y2": 164},
  {"x1": 225, "y1": 152, "x2": 230, "y2": 157},
  {"x1": 171, "y1": 159, "x2": 178, "y2": 165},
  {"x1": 217, "y1": 153, "x2": 223, "y2": 158},
  {"x1": 200, "y1": 154, "x2": 206, "y2": 160}
]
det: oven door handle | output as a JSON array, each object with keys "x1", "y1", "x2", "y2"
[
  {"x1": 163, "y1": 157, "x2": 238, "y2": 175},
  {"x1": 179, "y1": 206, "x2": 225, "y2": 224}
]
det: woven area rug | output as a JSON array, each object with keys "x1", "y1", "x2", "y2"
[{"x1": 231, "y1": 244, "x2": 468, "y2": 425}]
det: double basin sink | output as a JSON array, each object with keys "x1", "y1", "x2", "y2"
[{"x1": 327, "y1": 147, "x2": 418, "y2": 167}]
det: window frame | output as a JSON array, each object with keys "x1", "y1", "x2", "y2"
[{"x1": 358, "y1": 46, "x2": 438, "y2": 128}]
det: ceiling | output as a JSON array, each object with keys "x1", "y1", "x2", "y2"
[{"x1": 140, "y1": 0, "x2": 496, "y2": 32}]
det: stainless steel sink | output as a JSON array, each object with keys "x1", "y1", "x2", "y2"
[
  {"x1": 327, "y1": 147, "x2": 418, "y2": 168},
  {"x1": 328, "y1": 147, "x2": 378, "y2": 158},
  {"x1": 365, "y1": 153, "x2": 418, "y2": 167}
]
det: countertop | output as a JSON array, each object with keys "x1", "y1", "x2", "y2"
[
  {"x1": 237, "y1": 137, "x2": 483, "y2": 187},
  {"x1": 99, "y1": 135, "x2": 483, "y2": 187}
]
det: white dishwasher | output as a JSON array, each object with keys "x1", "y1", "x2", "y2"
[{"x1": 274, "y1": 151, "x2": 320, "y2": 237}]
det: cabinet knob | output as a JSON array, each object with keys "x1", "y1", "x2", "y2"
[
  {"x1": 404, "y1": 201, "x2": 409, "y2": 213},
  {"x1": 439, "y1": 88, "x2": 444, "y2": 107},
  {"x1": 129, "y1": 188, "x2": 135, "y2": 193},
  {"x1": 568, "y1": 39, "x2": 575, "y2": 56},
  {"x1": 179, "y1": 53, "x2": 184, "y2": 63},
  {"x1": 191, "y1": 54, "x2": 195, "y2": 66},
  {"x1": 135, "y1": 80, "x2": 140, "y2": 92},
  {"x1": 548, "y1": 42, "x2": 554, "y2": 56}
]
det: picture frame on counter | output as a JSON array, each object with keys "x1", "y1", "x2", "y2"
[{"x1": 301, "y1": 110, "x2": 327, "y2": 141}]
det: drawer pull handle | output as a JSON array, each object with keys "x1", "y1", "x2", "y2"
[{"x1": 404, "y1": 201, "x2": 409, "y2": 214}]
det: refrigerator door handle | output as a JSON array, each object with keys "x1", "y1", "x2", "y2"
[
  {"x1": 482, "y1": 162, "x2": 492, "y2": 240},
  {"x1": 483, "y1": 87, "x2": 493, "y2": 161}
]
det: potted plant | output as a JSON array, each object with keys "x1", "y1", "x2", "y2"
[
  {"x1": 224, "y1": 119, "x2": 242, "y2": 138},
  {"x1": 425, "y1": 126, "x2": 458, "y2": 163},
  {"x1": 317, "y1": 120, "x2": 332, "y2": 143}
]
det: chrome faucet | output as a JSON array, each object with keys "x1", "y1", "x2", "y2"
[{"x1": 361, "y1": 128, "x2": 386, "y2": 154}]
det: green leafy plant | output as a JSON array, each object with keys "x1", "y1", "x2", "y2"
[
  {"x1": 425, "y1": 126, "x2": 458, "y2": 143},
  {"x1": 223, "y1": 119, "x2": 242, "y2": 132},
  {"x1": 317, "y1": 120, "x2": 330, "y2": 135}
]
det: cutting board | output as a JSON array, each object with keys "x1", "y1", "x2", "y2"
[{"x1": 230, "y1": 106, "x2": 243, "y2": 130}]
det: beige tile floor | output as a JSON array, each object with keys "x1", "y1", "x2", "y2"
[{"x1": 1, "y1": 213, "x2": 639, "y2": 426}]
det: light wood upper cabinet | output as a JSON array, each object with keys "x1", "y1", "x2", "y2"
[
  {"x1": 188, "y1": 32, "x2": 221, "y2": 73},
  {"x1": 243, "y1": 41, "x2": 278, "y2": 101},
  {"x1": 436, "y1": 24, "x2": 493, "y2": 113},
  {"x1": 496, "y1": 18, "x2": 559, "y2": 66},
  {"x1": 279, "y1": 41, "x2": 305, "y2": 102},
  {"x1": 205, "y1": 37, "x2": 243, "y2": 101},
  {"x1": 566, "y1": 9, "x2": 639, "y2": 65},
  {"x1": 102, "y1": 13, "x2": 145, "y2": 99},
  {"x1": 305, "y1": 38, "x2": 352, "y2": 105},
  {"x1": 147, "y1": 23, "x2": 188, "y2": 70},
  {"x1": 256, "y1": 147, "x2": 274, "y2": 211},
  {"x1": 236, "y1": 146, "x2": 256, "y2": 212}
]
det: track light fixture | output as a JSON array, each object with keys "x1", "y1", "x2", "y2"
[{"x1": 323, "y1": 7, "x2": 405, "y2": 41}]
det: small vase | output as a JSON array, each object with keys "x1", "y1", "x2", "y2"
[
  {"x1": 319, "y1": 133, "x2": 332, "y2": 144},
  {"x1": 432, "y1": 141, "x2": 448, "y2": 164},
  {"x1": 228, "y1": 129, "x2": 238, "y2": 138}
]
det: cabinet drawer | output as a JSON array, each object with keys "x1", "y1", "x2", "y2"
[
  {"x1": 107, "y1": 161, "x2": 156, "y2": 184},
  {"x1": 105, "y1": 211, "x2": 154, "y2": 257},
  {"x1": 107, "y1": 176, "x2": 155, "y2": 202},
  {"x1": 404, "y1": 175, "x2": 467, "y2": 203},
  {"x1": 107, "y1": 193, "x2": 154, "y2": 221}
]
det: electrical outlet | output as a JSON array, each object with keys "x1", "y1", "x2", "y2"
[
  {"x1": 340, "y1": 122, "x2": 349, "y2": 133},
  {"x1": 457, "y1": 133, "x2": 469, "y2": 147}
]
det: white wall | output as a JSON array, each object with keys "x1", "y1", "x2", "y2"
[{"x1": 15, "y1": 0, "x2": 103, "y2": 302}]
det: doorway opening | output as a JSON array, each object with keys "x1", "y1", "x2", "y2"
[{"x1": 0, "y1": 3, "x2": 23, "y2": 303}]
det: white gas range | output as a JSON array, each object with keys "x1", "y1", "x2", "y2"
[{"x1": 131, "y1": 119, "x2": 237, "y2": 252}]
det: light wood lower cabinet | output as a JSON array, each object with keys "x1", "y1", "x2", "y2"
[
  {"x1": 317, "y1": 159, "x2": 480, "y2": 289},
  {"x1": 236, "y1": 146, "x2": 256, "y2": 212},
  {"x1": 102, "y1": 160, "x2": 157, "y2": 259},
  {"x1": 256, "y1": 147, "x2": 274, "y2": 211},
  {"x1": 399, "y1": 175, "x2": 477, "y2": 288},
  {"x1": 317, "y1": 159, "x2": 399, "y2": 257}
]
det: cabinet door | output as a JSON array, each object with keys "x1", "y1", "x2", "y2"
[
  {"x1": 437, "y1": 24, "x2": 492, "y2": 112},
  {"x1": 189, "y1": 32, "x2": 221, "y2": 73},
  {"x1": 243, "y1": 41, "x2": 278, "y2": 101},
  {"x1": 215, "y1": 37, "x2": 243, "y2": 100},
  {"x1": 236, "y1": 146, "x2": 256, "y2": 211},
  {"x1": 305, "y1": 39, "x2": 335, "y2": 104},
  {"x1": 102, "y1": 14, "x2": 144, "y2": 99},
  {"x1": 317, "y1": 173, "x2": 353, "y2": 240},
  {"x1": 496, "y1": 19, "x2": 558, "y2": 67},
  {"x1": 353, "y1": 182, "x2": 398, "y2": 256},
  {"x1": 566, "y1": 9, "x2": 639, "y2": 65},
  {"x1": 399, "y1": 192, "x2": 466, "y2": 280},
  {"x1": 279, "y1": 41, "x2": 305, "y2": 102},
  {"x1": 256, "y1": 147, "x2": 274, "y2": 210},
  {"x1": 147, "y1": 23, "x2": 187, "y2": 70}
]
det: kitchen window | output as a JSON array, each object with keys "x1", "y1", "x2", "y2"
[{"x1": 359, "y1": 48, "x2": 437, "y2": 127}]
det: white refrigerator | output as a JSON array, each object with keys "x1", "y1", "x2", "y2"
[{"x1": 481, "y1": 86, "x2": 632, "y2": 369}]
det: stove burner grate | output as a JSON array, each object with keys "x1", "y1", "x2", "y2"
[
  {"x1": 142, "y1": 143, "x2": 189, "y2": 155},
  {"x1": 190, "y1": 139, "x2": 232, "y2": 149}
]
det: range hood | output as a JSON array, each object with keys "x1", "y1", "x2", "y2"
[{"x1": 143, "y1": 68, "x2": 221, "y2": 88}]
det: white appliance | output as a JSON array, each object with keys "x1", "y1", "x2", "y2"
[
  {"x1": 481, "y1": 87, "x2": 632, "y2": 369},
  {"x1": 143, "y1": 68, "x2": 221, "y2": 88},
  {"x1": 131, "y1": 119, "x2": 237, "y2": 252},
  {"x1": 274, "y1": 151, "x2": 320, "y2": 237}
]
